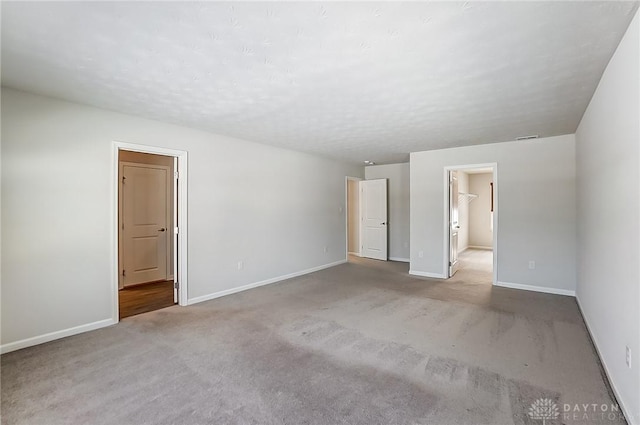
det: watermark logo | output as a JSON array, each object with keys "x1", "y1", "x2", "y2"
[
  {"x1": 528, "y1": 398, "x2": 559, "y2": 425},
  {"x1": 563, "y1": 402, "x2": 622, "y2": 422},
  {"x1": 527, "y1": 398, "x2": 623, "y2": 423}
]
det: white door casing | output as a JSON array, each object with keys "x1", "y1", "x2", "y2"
[
  {"x1": 360, "y1": 179, "x2": 388, "y2": 261},
  {"x1": 172, "y1": 156, "x2": 179, "y2": 303},
  {"x1": 120, "y1": 162, "x2": 171, "y2": 287},
  {"x1": 449, "y1": 171, "x2": 460, "y2": 277}
]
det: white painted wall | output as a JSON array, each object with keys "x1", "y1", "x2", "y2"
[
  {"x1": 457, "y1": 171, "x2": 470, "y2": 253},
  {"x1": 575, "y1": 9, "x2": 639, "y2": 425},
  {"x1": 468, "y1": 172, "x2": 494, "y2": 248},
  {"x1": 1, "y1": 88, "x2": 363, "y2": 349},
  {"x1": 365, "y1": 163, "x2": 410, "y2": 261},
  {"x1": 410, "y1": 135, "x2": 576, "y2": 293}
]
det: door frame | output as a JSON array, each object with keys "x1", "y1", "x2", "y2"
[
  {"x1": 345, "y1": 176, "x2": 363, "y2": 261},
  {"x1": 443, "y1": 163, "x2": 498, "y2": 285},
  {"x1": 448, "y1": 170, "x2": 460, "y2": 277},
  {"x1": 112, "y1": 141, "x2": 189, "y2": 323}
]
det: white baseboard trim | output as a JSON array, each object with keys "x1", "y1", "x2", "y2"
[
  {"x1": 347, "y1": 252, "x2": 361, "y2": 257},
  {"x1": 576, "y1": 295, "x2": 637, "y2": 425},
  {"x1": 0, "y1": 318, "x2": 116, "y2": 354},
  {"x1": 495, "y1": 281, "x2": 575, "y2": 296},
  {"x1": 389, "y1": 257, "x2": 410, "y2": 263},
  {"x1": 409, "y1": 270, "x2": 447, "y2": 279},
  {"x1": 467, "y1": 245, "x2": 493, "y2": 250},
  {"x1": 188, "y1": 260, "x2": 347, "y2": 306}
]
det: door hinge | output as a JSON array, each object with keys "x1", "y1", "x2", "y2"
[
  {"x1": 174, "y1": 171, "x2": 179, "y2": 180},
  {"x1": 122, "y1": 269, "x2": 126, "y2": 277},
  {"x1": 122, "y1": 176, "x2": 126, "y2": 184},
  {"x1": 174, "y1": 281, "x2": 179, "y2": 289},
  {"x1": 174, "y1": 226, "x2": 179, "y2": 234}
]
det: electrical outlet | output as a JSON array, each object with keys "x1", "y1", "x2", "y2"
[
  {"x1": 626, "y1": 346, "x2": 631, "y2": 368},
  {"x1": 528, "y1": 260, "x2": 536, "y2": 270},
  {"x1": 237, "y1": 261, "x2": 243, "y2": 270},
  {"x1": 418, "y1": 250, "x2": 424, "y2": 258}
]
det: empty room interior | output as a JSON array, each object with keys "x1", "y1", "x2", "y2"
[{"x1": 1, "y1": 2, "x2": 639, "y2": 425}]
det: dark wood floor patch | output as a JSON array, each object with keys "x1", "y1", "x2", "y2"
[{"x1": 119, "y1": 280, "x2": 175, "y2": 319}]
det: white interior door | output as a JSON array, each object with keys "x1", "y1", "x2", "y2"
[
  {"x1": 120, "y1": 163, "x2": 170, "y2": 287},
  {"x1": 449, "y1": 171, "x2": 460, "y2": 277},
  {"x1": 360, "y1": 179, "x2": 388, "y2": 261}
]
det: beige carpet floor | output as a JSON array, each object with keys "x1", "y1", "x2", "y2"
[{"x1": 1, "y1": 250, "x2": 623, "y2": 424}]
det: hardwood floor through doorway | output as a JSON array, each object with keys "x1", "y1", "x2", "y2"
[{"x1": 119, "y1": 280, "x2": 175, "y2": 319}]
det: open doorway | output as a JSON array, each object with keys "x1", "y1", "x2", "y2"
[
  {"x1": 113, "y1": 142, "x2": 188, "y2": 321},
  {"x1": 118, "y1": 150, "x2": 175, "y2": 318},
  {"x1": 346, "y1": 177, "x2": 389, "y2": 262},
  {"x1": 346, "y1": 177, "x2": 362, "y2": 262},
  {"x1": 445, "y1": 164, "x2": 497, "y2": 285}
]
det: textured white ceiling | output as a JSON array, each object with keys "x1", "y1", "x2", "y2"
[{"x1": 2, "y1": 2, "x2": 638, "y2": 164}]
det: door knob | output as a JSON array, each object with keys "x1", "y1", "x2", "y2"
[
  {"x1": 381, "y1": 222, "x2": 386, "y2": 225},
  {"x1": 158, "y1": 228, "x2": 166, "y2": 232}
]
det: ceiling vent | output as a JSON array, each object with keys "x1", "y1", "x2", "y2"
[{"x1": 515, "y1": 135, "x2": 539, "y2": 141}]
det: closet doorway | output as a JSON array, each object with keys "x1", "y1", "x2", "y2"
[
  {"x1": 114, "y1": 143, "x2": 188, "y2": 320},
  {"x1": 445, "y1": 164, "x2": 497, "y2": 285}
]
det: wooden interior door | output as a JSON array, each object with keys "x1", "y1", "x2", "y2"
[{"x1": 120, "y1": 163, "x2": 170, "y2": 287}]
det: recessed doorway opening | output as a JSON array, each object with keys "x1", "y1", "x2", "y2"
[
  {"x1": 345, "y1": 176, "x2": 390, "y2": 263},
  {"x1": 345, "y1": 177, "x2": 362, "y2": 262},
  {"x1": 113, "y1": 142, "x2": 188, "y2": 321},
  {"x1": 445, "y1": 164, "x2": 497, "y2": 285}
]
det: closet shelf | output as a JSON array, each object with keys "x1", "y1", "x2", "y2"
[{"x1": 458, "y1": 192, "x2": 478, "y2": 203}]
